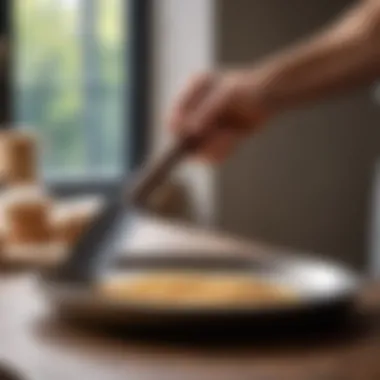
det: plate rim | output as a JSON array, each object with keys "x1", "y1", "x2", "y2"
[{"x1": 41, "y1": 252, "x2": 362, "y2": 316}]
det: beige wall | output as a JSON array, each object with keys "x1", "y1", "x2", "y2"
[{"x1": 215, "y1": 0, "x2": 380, "y2": 269}]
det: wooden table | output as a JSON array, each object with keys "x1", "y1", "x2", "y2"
[{"x1": 0, "y1": 217, "x2": 379, "y2": 380}]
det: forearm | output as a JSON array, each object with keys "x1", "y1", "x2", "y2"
[{"x1": 250, "y1": 1, "x2": 380, "y2": 113}]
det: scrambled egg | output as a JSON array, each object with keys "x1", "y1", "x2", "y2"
[{"x1": 99, "y1": 272, "x2": 297, "y2": 308}]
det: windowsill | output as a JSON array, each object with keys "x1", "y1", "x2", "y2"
[
  {"x1": 44, "y1": 170, "x2": 124, "y2": 184},
  {"x1": 44, "y1": 171, "x2": 126, "y2": 197}
]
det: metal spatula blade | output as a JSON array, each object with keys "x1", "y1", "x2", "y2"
[
  {"x1": 49, "y1": 125, "x2": 222, "y2": 284},
  {"x1": 50, "y1": 198, "x2": 130, "y2": 284},
  {"x1": 50, "y1": 132, "x2": 209, "y2": 283}
]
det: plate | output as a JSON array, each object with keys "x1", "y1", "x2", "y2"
[{"x1": 42, "y1": 253, "x2": 361, "y2": 333}]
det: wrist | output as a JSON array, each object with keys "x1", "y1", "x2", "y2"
[{"x1": 242, "y1": 66, "x2": 282, "y2": 121}]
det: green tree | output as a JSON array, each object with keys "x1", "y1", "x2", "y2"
[{"x1": 15, "y1": 0, "x2": 126, "y2": 176}]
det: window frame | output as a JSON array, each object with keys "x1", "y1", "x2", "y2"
[
  {"x1": 1, "y1": 0, "x2": 150, "y2": 197},
  {"x1": 0, "y1": 0, "x2": 11, "y2": 126}
]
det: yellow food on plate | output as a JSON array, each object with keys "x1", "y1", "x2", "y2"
[{"x1": 98, "y1": 272, "x2": 297, "y2": 308}]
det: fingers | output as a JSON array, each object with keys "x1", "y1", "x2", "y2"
[
  {"x1": 169, "y1": 71, "x2": 262, "y2": 163},
  {"x1": 177, "y1": 73, "x2": 214, "y2": 114},
  {"x1": 187, "y1": 83, "x2": 229, "y2": 134},
  {"x1": 194, "y1": 128, "x2": 243, "y2": 163},
  {"x1": 187, "y1": 79, "x2": 253, "y2": 136},
  {"x1": 169, "y1": 73, "x2": 215, "y2": 135},
  {"x1": 170, "y1": 74, "x2": 245, "y2": 162}
]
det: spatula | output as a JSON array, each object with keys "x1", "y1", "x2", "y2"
[
  {"x1": 130, "y1": 130, "x2": 210, "y2": 206},
  {"x1": 52, "y1": 128, "x2": 217, "y2": 284}
]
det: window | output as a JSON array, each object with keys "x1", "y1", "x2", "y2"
[
  {"x1": 10, "y1": 0, "x2": 149, "y2": 190},
  {"x1": 0, "y1": 0, "x2": 11, "y2": 125}
]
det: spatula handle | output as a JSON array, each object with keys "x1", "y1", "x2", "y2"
[{"x1": 130, "y1": 130, "x2": 213, "y2": 205}]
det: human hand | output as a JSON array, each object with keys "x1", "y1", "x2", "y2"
[{"x1": 169, "y1": 70, "x2": 269, "y2": 162}]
